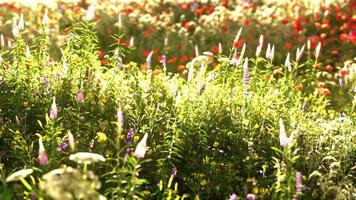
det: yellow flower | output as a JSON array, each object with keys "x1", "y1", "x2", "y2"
[
  {"x1": 252, "y1": 187, "x2": 259, "y2": 194},
  {"x1": 213, "y1": 142, "x2": 219, "y2": 148},
  {"x1": 96, "y1": 132, "x2": 107, "y2": 143}
]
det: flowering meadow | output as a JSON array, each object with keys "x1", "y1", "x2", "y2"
[{"x1": 0, "y1": 0, "x2": 355, "y2": 199}]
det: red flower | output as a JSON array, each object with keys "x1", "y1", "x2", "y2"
[
  {"x1": 317, "y1": 82, "x2": 325, "y2": 88},
  {"x1": 284, "y1": 42, "x2": 293, "y2": 49},
  {"x1": 212, "y1": 45, "x2": 220, "y2": 54},
  {"x1": 325, "y1": 64, "x2": 333, "y2": 72},
  {"x1": 101, "y1": 59, "x2": 108, "y2": 65},
  {"x1": 331, "y1": 50, "x2": 338, "y2": 56},
  {"x1": 281, "y1": 18, "x2": 289, "y2": 25},
  {"x1": 98, "y1": 50, "x2": 105, "y2": 59},
  {"x1": 179, "y1": 55, "x2": 188, "y2": 62},
  {"x1": 176, "y1": 65, "x2": 185, "y2": 71},
  {"x1": 339, "y1": 33, "x2": 349, "y2": 41},
  {"x1": 320, "y1": 88, "x2": 331, "y2": 96},
  {"x1": 168, "y1": 57, "x2": 177, "y2": 64},
  {"x1": 339, "y1": 69, "x2": 349, "y2": 77},
  {"x1": 143, "y1": 50, "x2": 151, "y2": 57},
  {"x1": 153, "y1": 69, "x2": 161, "y2": 75},
  {"x1": 233, "y1": 40, "x2": 244, "y2": 50}
]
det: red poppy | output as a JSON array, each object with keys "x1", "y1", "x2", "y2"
[
  {"x1": 180, "y1": 55, "x2": 188, "y2": 62},
  {"x1": 168, "y1": 57, "x2": 177, "y2": 64},
  {"x1": 339, "y1": 33, "x2": 349, "y2": 41},
  {"x1": 176, "y1": 65, "x2": 186, "y2": 71},
  {"x1": 317, "y1": 82, "x2": 325, "y2": 88},
  {"x1": 284, "y1": 42, "x2": 293, "y2": 49},
  {"x1": 233, "y1": 40, "x2": 244, "y2": 50},
  {"x1": 325, "y1": 64, "x2": 333, "y2": 72},
  {"x1": 143, "y1": 50, "x2": 151, "y2": 57},
  {"x1": 153, "y1": 69, "x2": 161, "y2": 75},
  {"x1": 320, "y1": 88, "x2": 331, "y2": 96},
  {"x1": 339, "y1": 69, "x2": 349, "y2": 77},
  {"x1": 101, "y1": 59, "x2": 108, "y2": 65},
  {"x1": 98, "y1": 50, "x2": 105, "y2": 59},
  {"x1": 212, "y1": 45, "x2": 220, "y2": 54}
]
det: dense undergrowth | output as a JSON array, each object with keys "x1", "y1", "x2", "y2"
[{"x1": 0, "y1": 1, "x2": 355, "y2": 200}]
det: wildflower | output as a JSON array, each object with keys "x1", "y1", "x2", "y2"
[
  {"x1": 285, "y1": 53, "x2": 291, "y2": 72},
  {"x1": 146, "y1": 51, "x2": 154, "y2": 70},
  {"x1": 38, "y1": 137, "x2": 48, "y2": 166},
  {"x1": 195, "y1": 45, "x2": 199, "y2": 57},
  {"x1": 6, "y1": 169, "x2": 33, "y2": 182},
  {"x1": 42, "y1": 10, "x2": 48, "y2": 26},
  {"x1": 134, "y1": 133, "x2": 148, "y2": 159},
  {"x1": 160, "y1": 55, "x2": 167, "y2": 73},
  {"x1": 246, "y1": 193, "x2": 256, "y2": 200},
  {"x1": 325, "y1": 64, "x2": 333, "y2": 72},
  {"x1": 43, "y1": 76, "x2": 49, "y2": 88},
  {"x1": 126, "y1": 128, "x2": 135, "y2": 143},
  {"x1": 85, "y1": 5, "x2": 95, "y2": 21},
  {"x1": 67, "y1": 131, "x2": 75, "y2": 151},
  {"x1": 339, "y1": 78, "x2": 344, "y2": 87},
  {"x1": 57, "y1": 139, "x2": 68, "y2": 152},
  {"x1": 270, "y1": 44, "x2": 275, "y2": 60},
  {"x1": 76, "y1": 90, "x2": 85, "y2": 103},
  {"x1": 129, "y1": 36, "x2": 135, "y2": 48},
  {"x1": 315, "y1": 42, "x2": 321, "y2": 59},
  {"x1": 218, "y1": 42, "x2": 222, "y2": 54},
  {"x1": 265, "y1": 43, "x2": 271, "y2": 59},
  {"x1": 279, "y1": 118, "x2": 291, "y2": 148},
  {"x1": 296, "y1": 45, "x2": 305, "y2": 61},
  {"x1": 317, "y1": 82, "x2": 325, "y2": 88},
  {"x1": 239, "y1": 43, "x2": 247, "y2": 65},
  {"x1": 69, "y1": 152, "x2": 105, "y2": 164},
  {"x1": 229, "y1": 193, "x2": 238, "y2": 200},
  {"x1": 171, "y1": 167, "x2": 177, "y2": 177},
  {"x1": 49, "y1": 97, "x2": 57, "y2": 120},
  {"x1": 12, "y1": 19, "x2": 19, "y2": 37},
  {"x1": 255, "y1": 34, "x2": 264, "y2": 57},
  {"x1": 0, "y1": 34, "x2": 4, "y2": 48},
  {"x1": 339, "y1": 69, "x2": 349, "y2": 77},
  {"x1": 96, "y1": 132, "x2": 107, "y2": 143},
  {"x1": 18, "y1": 14, "x2": 24, "y2": 31},
  {"x1": 320, "y1": 88, "x2": 331, "y2": 96},
  {"x1": 296, "y1": 171, "x2": 302, "y2": 193},
  {"x1": 243, "y1": 58, "x2": 249, "y2": 86}
]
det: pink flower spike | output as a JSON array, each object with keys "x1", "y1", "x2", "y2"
[
  {"x1": 38, "y1": 137, "x2": 48, "y2": 166},
  {"x1": 50, "y1": 97, "x2": 57, "y2": 120}
]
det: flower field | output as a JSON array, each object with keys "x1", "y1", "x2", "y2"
[{"x1": 0, "y1": 0, "x2": 355, "y2": 199}]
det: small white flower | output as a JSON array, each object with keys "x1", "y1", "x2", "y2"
[
  {"x1": 218, "y1": 42, "x2": 222, "y2": 54},
  {"x1": 255, "y1": 34, "x2": 264, "y2": 57},
  {"x1": 69, "y1": 152, "x2": 105, "y2": 164},
  {"x1": 6, "y1": 169, "x2": 33, "y2": 182},
  {"x1": 85, "y1": 6, "x2": 95, "y2": 21},
  {"x1": 134, "y1": 133, "x2": 148, "y2": 159},
  {"x1": 42, "y1": 10, "x2": 48, "y2": 25},
  {"x1": 315, "y1": 42, "x2": 321, "y2": 59},
  {"x1": 279, "y1": 119, "x2": 292, "y2": 148},
  {"x1": 285, "y1": 53, "x2": 291, "y2": 72},
  {"x1": 129, "y1": 36, "x2": 135, "y2": 48}
]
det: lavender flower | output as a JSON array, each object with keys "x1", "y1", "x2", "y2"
[
  {"x1": 126, "y1": 128, "x2": 135, "y2": 143},
  {"x1": 49, "y1": 97, "x2": 57, "y2": 120},
  {"x1": 38, "y1": 137, "x2": 48, "y2": 166},
  {"x1": 43, "y1": 76, "x2": 49, "y2": 88},
  {"x1": 160, "y1": 55, "x2": 167, "y2": 73},
  {"x1": 171, "y1": 167, "x2": 177, "y2": 177},
  {"x1": 57, "y1": 139, "x2": 68, "y2": 152},
  {"x1": 296, "y1": 171, "x2": 302, "y2": 193},
  {"x1": 339, "y1": 77, "x2": 344, "y2": 87},
  {"x1": 229, "y1": 193, "x2": 238, "y2": 200},
  {"x1": 76, "y1": 90, "x2": 85, "y2": 103}
]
